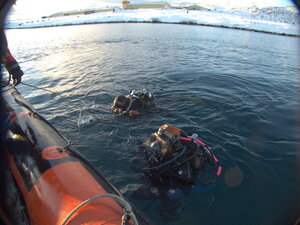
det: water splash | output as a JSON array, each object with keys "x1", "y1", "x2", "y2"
[{"x1": 77, "y1": 109, "x2": 94, "y2": 130}]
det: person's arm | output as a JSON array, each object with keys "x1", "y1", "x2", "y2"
[
  {"x1": 129, "y1": 110, "x2": 139, "y2": 116},
  {"x1": 127, "y1": 99, "x2": 143, "y2": 116},
  {"x1": 1, "y1": 30, "x2": 23, "y2": 85}
]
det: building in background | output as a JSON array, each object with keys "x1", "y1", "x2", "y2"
[
  {"x1": 47, "y1": 8, "x2": 114, "y2": 18},
  {"x1": 122, "y1": 1, "x2": 168, "y2": 9}
]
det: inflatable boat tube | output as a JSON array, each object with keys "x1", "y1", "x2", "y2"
[{"x1": 0, "y1": 85, "x2": 153, "y2": 225}]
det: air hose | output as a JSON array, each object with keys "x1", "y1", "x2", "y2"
[{"x1": 143, "y1": 146, "x2": 187, "y2": 171}]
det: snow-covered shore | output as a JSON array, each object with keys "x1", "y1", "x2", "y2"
[{"x1": 5, "y1": 8, "x2": 300, "y2": 37}]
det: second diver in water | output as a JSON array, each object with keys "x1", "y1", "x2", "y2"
[{"x1": 111, "y1": 89, "x2": 155, "y2": 116}]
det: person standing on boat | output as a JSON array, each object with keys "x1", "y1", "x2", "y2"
[{"x1": 1, "y1": 30, "x2": 23, "y2": 85}]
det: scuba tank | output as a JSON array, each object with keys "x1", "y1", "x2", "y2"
[
  {"x1": 129, "y1": 89, "x2": 154, "y2": 101},
  {"x1": 128, "y1": 89, "x2": 155, "y2": 108}
]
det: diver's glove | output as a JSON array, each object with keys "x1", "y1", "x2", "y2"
[
  {"x1": 129, "y1": 109, "x2": 139, "y2": 116},
  {"x1": 5, "y1": 60, "x2": 24, "y2": 85}
]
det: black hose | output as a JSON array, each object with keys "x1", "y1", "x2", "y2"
[{"x1": 142, "y1": 146, "x2": 187, "y2": 171}]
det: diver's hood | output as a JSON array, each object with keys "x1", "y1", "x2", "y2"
[
  {"x1": 151, "y1": 124, "x2": 182, "y2": 159},
  {"x1": 112, "y1": 95, "x2": 130, "y2": 111}
]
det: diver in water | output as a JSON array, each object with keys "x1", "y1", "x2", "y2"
[
  {"x1": 111, "y1": 89, "x2": 155, "y2": 116},
  {"x1": 137, "y1": 124, "x2": 222, "y2": 200}
]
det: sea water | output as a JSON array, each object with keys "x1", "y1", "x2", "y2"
[{"x1": 5, "y1": 23, "x2": 299, "y2": 225}]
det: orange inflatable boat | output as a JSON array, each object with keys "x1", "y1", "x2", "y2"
[{"x1": 0, "y1": 84, "x2": 153, "y2": 225}]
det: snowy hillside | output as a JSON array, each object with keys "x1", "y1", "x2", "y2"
[
  {"x1": 227, "y1": 6, "x2": 299, "y2": 24},
  {"x1": 5, "y1": 4, "x2": 300, "y2": 36},
  {"x1": 169, "y1": 2, "x2": 299, "y2": 25}
]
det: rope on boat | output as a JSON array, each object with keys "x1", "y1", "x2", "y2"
[
  {"x1": 21, "y1": 81, "x2": 65, "y2": 98},
  {"x1": 2, "y1": 79, "x2": 139, "y2": 225},
  {"x1": 61, "y1": 194, "x2": 139, "y2": 225}
]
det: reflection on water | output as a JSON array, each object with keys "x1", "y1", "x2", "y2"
[{"x1": 5, "y1": 23, "x2": 299, "y2": 225}]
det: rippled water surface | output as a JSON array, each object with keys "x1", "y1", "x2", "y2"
[{"x1": 6, "y1": 23, "x2": 299, "y2": 225}]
